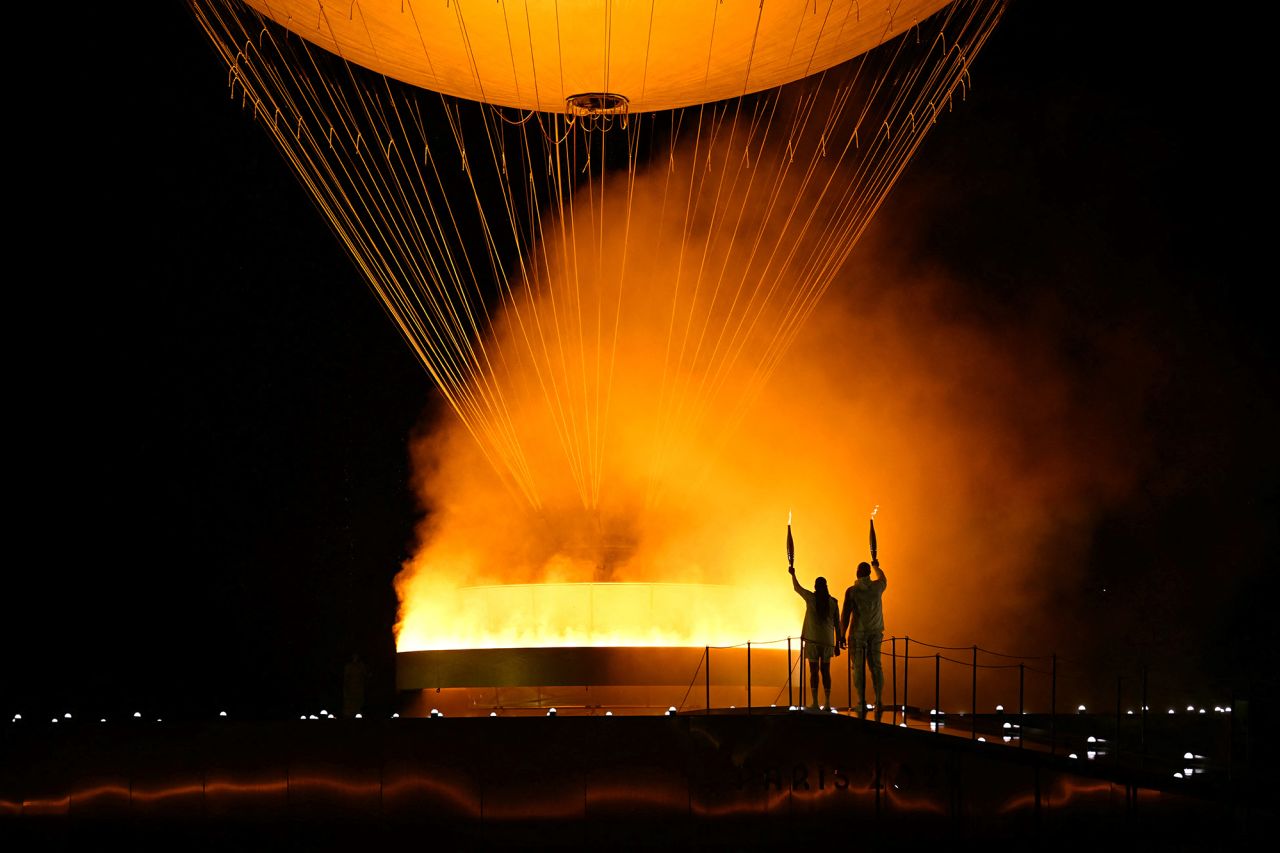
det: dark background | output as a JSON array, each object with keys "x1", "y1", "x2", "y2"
[{"x1": 6, "y1": 1, "x2": 1273, "y2": 722}]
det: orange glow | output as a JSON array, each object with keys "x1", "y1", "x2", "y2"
[
  {"x1": 130, "y1": 783, "x2": 204, "y2": 802},
  {"x1": 886, "y1": 785, "x2": 950, "y2": 816},
  {"x1": 20, "y1": 795, "x2": 68, "y2": 816},
  {"x1": 394, "y1": 100, "x2": 1142, "y2": 656},
  {"x1": 397, "y1": 583, "x2": 790, "y2": 650},
  {"x1": 394, "y1": 115, "x2": 868, "y2": 652},
  {"x1": 237, "y1": 0, "x2": 951, "y2": 112},
  {"x1": 382, "y1": 776, "x2": 482, "y2": 816},
  {"x1": 999, "y1": 775, "x2": 1117, "y2": 814},
  {"x1": 586, "y1": 782, "x2": 687, "y2": 813},
  {"x1": 69, "y1": 782, "x2": 129, "y2": 805},
  {"x1": 287, "y1": 776, "x2": 381, "y2": 797}
]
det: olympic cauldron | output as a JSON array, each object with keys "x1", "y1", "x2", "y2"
[{"x1": 396, "y1": 582, "x2": 797, "y2": 717}]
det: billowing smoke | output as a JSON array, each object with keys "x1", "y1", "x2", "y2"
[{"x1": 392, "y1": 108, "x2": 1151, "y2": 666}]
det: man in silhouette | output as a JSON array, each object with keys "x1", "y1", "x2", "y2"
[{"x1": 840, "y1": 559, "x2": 887, "y2": 720}]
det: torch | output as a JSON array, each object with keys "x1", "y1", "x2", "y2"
[
  {"x1": 787, "y1": 510, "x2": 795, "y2": 571},
  {"x1": 869, "y1": 505, "x2": 879, "y2": 564}
]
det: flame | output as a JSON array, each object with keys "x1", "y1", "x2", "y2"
[{"x1": 397, "y1": 582, "x2": 790, "y2": 650}]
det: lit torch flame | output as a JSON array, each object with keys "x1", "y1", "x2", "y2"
[
  {"x1": 786, "y1": 509, "x2": 795, "y2": 569},
  {"x1": 869, "y1": 505, "x2": 879, "y2": 563}
]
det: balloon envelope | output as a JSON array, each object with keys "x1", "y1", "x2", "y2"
[{"x1": 241, "y1": 0, "x2": 953, "y2": 112}]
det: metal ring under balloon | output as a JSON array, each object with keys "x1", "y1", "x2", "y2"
[{"x1": 566, "y1": 92, "x2": 630, "y2": 131}]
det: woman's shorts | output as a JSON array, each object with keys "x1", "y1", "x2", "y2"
[{"x1": 804, "y1": 642, "x2": 835, "y2": 661}]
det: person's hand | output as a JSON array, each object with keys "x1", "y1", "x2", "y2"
[
  {"x1": 788, "y1": 565, "x2": 795, "y2": 575},
  {"x1": 872, "y1": 559, "x2": 879, "y2": 569}
]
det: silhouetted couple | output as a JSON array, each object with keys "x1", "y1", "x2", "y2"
[{"x1": 790, "y1": 559, "x2": 888, "y2": 719}]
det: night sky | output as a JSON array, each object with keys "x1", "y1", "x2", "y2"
[{"x1": 7, "y1": 2, "x2": 1275, "y2": 722}]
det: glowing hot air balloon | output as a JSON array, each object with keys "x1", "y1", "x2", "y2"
[{"x1": 227, "y1": 0, "x2": 959, "y2": 112}]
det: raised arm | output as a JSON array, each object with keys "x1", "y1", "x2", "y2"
[
  {"x1": 873, "y1": 559, "x2": 887, "y2": 590},
  {"x1": 790, "y1": 565, "x2": 804, "y2": 596}
]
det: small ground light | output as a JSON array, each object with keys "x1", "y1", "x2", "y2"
[
  {"x1": 1186, "y1": 705, "x2": 1194, "y2": 712},
  {"x1": 309, "y1": 715, "x2": 318, "y2": 720},
  {"x1": 1087, "y1": 751, "x2": 1096, "y2": 760},
  {"x1": 1168, "y1": 709, "x2": 1175, "y2": 714},
  {"x1": 219, "y1": 711, "x2": 227, "y2": 717},
  {"x1": 489, "y1": 712, "x2": 497, "y2": 717},
  {"x1": 12, "y1": 714, "x2": 20, "y2": 721},
  {"x1": 1087, "y1": 736, "x2": 1096, "y2": 743},
  {"x1": 547, "y1": 708, "x2": 557, "y2": 716},
  {"x1": 100, "y1": 719, "x2": 106, "y2": 723},
  {"x1": 1003, "y1": 736, "x2": 1011, "y2": 743},
  {"x1": 1077, "y1": 705, "x2": 1086, "y2": 713},
  {"x1": 1127, "y1": 710, "x2": 1134, "y2": 715},
  {"x1": 64, "y1": 713, "x2": 72, "y2": 719},
  {"x1": 977, "y1": 737, "x2": 986, "y2": 742},
  {"x1": 51, "y1": 718, "x2": 58, "y2": 723},
  {"x1": 1068, "y1": 753, "x2": 1078, "y2": 759},
  {"x1": 605, "y1": 711, "x2": 613, "y2": 716},
  {"x1": 1174, "y1": 772, "x2": 1184, "y2": 778},
  {"x1": 1184, "y1": 752, "x2": 1194, "y2": 759},
  {"x1": 392, "y1": 713, "x2": 400, "y2": 718},
  {"x1": 1225, "y1": 707, "x2": 1232, "y2": 712},
  {"x1": 134, "y1": 712, "x2": 141, "y2": 718},
  {"x1": 300, "y1": 715, "x2": 307, "y2": 720},
  {"x1": 1199, "y1": 708, "x2": 1205, "y2": 714},
  {"x1": 996, "y1": 704, "x2": 1004, "y2": 712}
]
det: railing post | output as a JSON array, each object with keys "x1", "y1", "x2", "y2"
[
  {"x1": 746, "y1": 642, "x2": 752, "y2": 715},
  {"x1": 1228, "y1": 685, "x2": 1235, "y2": 782},
  {"x1": 903, "y1": 636, "x2": 910, "y2": 725},
  {"x1": 787, "y1": 638, "x2": 793, "y2": 707},
  {"x1": 1050, "y1": 653, "x2": 1057, "y2": 756},
  {"x1": 799, "y1": 640, "x2": 806, "y2": 707},
  {"x1": 891, "y1": 637, "x2": 898, "y2": 725},
  {"x1": 1140, "y1": 664, "x2": 1148, "y2": 761},
  {"x1": 847, "y1": 637, "x2": 853, "y2": 712},
  {"x1": 934, "y1": 653, "x2": 941, "y2": 731},
  {"x1": 1019, "y1": 663, "x2": 1025, "y2": 750},
  {"x1": 971, "y1": 645, "x2": 978, "y2": 740},
  {"x1": 1115, "y1": 673, "x2": 1122, "y2": 763},
  {"x1": 705, "y1": 646, "x2": 711, "y2": 715}
]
